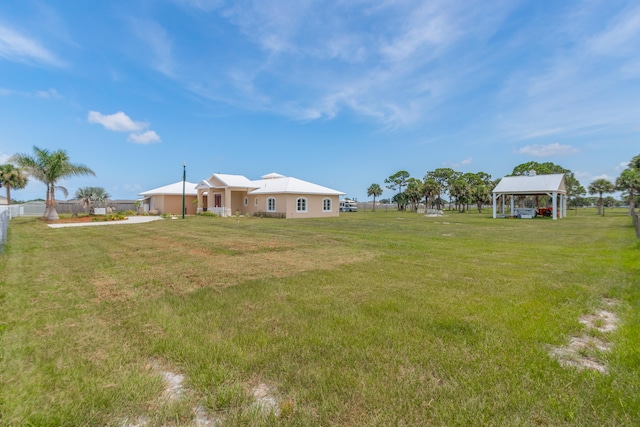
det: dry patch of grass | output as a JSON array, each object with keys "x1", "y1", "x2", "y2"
[
  {"x1": 94, "y1": 235, "x2": 372, "y2": 301},
  {"x1": 549, "y1": 300, "x2": 619, "y2": 373}
]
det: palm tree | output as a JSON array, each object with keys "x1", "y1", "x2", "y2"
[
  {"x1": 470, "y1": 184, "x2": 490, "y2": 213},
  {"x1": 616, "y1": 169, "x2": 640, "y2": 215},
  {"x1": 450, "y1": 177, "x2": 470, "y2": 212},
  {"x1": 0, "y1": 163, "x2": 29, "y2": 204},
  {"x1": 11, "y1": 146, "x2": 95, "y2": 220},
  {"x1": 91, "y1": 187, "x2": 111, "y2": 209},
  {"x1": 421, "y1": 178, "x2": 439, "y2": 209},
  {"x1": 75, "y1": 187, "x2": 95, "y2": 214},
  {"x1": 367, "y1": 183, "x2": 383, "y2": 211},
  {"x1": 588, "y1": 178, "x2": 615, "y2": 216},
  {"x1": 74, "y1": 186, "x2": 110, "y2": 214}
]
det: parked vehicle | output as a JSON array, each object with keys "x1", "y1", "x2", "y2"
[
  {"x1": 537, "y1": 207, "x2": 553, "y2": 217},
  {"x1": 340, "y1": 200, "x2": 358, "y2": 212}
]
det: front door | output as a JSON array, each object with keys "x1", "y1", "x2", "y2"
[{"x1": 214, "y1": 193, "x2": 222, "y2": 208}]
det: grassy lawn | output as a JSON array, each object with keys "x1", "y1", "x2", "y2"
[{"x1": 1, "y1": 209, "x2": 639, "y2": 426}]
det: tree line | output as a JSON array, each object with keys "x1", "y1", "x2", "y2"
[
  {"x1": 2, "y1": 146, "x2": 639, "y2": 219},
  {"x1": 0, "y1": 146, "x2": 107, "y2": 220},
  {"x1": 366, "y1": 157, "x2": 640, "y2": 215}
]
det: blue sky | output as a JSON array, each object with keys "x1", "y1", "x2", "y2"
[{"x1": 1, "y1": 0, "x2": 639, "y2": 202}]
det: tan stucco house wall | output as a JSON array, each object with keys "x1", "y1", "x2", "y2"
[
  {"x1": 139, "y1": 181, "x2": 198, "y2": 215},
  {"x1": 195, "y1": 173, "x2": 344, "y2": 219}
]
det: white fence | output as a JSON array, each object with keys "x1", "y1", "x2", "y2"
[
  {"x1": 0, "y1": 203, "x2": 46, "y2": 252},
  {"x1": 0, "y1": 209, "x2": 8, "y2": 252}
]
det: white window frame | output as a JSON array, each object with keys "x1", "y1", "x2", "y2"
[
  {"x1": 322, "y1": 198, "x2": 332, "y2": 212},
  {"x1": 244, "y1": 197, "x2": 248, "y2": 207},
  {"x1": 296, "y1": 197, "x2": 308, "y2": 213},
  {"x1": 254, "y1": 198, "x2": 258, "y2": 206},
  {"x1": 267, "y1": 197, "x2": 276, "y2": 212}
]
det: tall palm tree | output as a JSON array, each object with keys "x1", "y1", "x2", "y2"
[
  {"x1": 616, "y1": 169, "x2": 640, "y2": 215},
  {"x1": 588, "y1": 178, "x2": 615, "y2": 216},
  {"x1": 366, "y1": 183, "x2": 383, "y2": 211},
  {"x1": 11, "y1": 146, "x2": 95, "y2": 220},
  {"x1": 0, "y1": 163, "x2": 29, "y2": 204},
  {"x1": 422, "y1": 178, "x2": 439, "y2": 209}
]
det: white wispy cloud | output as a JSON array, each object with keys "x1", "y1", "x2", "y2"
[
  {"x1": 499, "y1": 2, "x2": 640, "y2": 141},
  {"x1": 589, "y1": 174, "x2": 615, "y2": 183},
  {"x1": 152, "y1": 0, "x2": 511, "y2": 128},
  {"x1": 127, "y1": 18, "x2": 175, "y2": 77},
  {"x1": 88, "y1": 111, "x2": 161, "y2": 144},
  {"x1": 128, "y1": 131, "x2": 161, "y2": 144},
  {"x1": 588, "y1": 4, "x2": 640, "y2": 55},
  {"x1": 0, "y1": 24, "x2": 64, "y2": 67},
  {"x1": 171, "y1": 0, "x2": 224, "y2": 11},
  {"x1": 88, "y1": 111, "x2": 147, "y2": 132},
  {"x1": 518, "y1": 143, "x2": 579, "y2": 157},
  {"x1": 0, "y1": 87, "x2": 61, "y2": 99},
  {"x1": 443, "y1": 157, "x2": 473, "y2": 169},
  {"x1": 615, "y1": 161, "x2": 630, "y2": 171}
]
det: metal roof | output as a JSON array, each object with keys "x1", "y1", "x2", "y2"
[
  {"x1": 493, "y1": 174, "x2": 566, "y2": 195},
  {"x1": 211, "y1": 173, "x2": 258, "y2": 188},
  {"x1": 249, "y1": 176, "x2": 345, "y2": 195},
  {"x1": 139, "y1": 181, "x2": 198, "y2": 196}
]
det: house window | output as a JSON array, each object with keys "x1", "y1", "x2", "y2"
[
  {"x1": 322, "y1": 198, "x2": 332, "y2": 212},
  {"x1": 267, "y1": 197, "x2": 276, "y2": 212},
  {"x1": 244, "y1": 197, "x2": 248, "y2": 207},
  {"x1": 254, "y1": 198, "x2": 258, "y2": 206},
  {"x1": 296, "y1": 197, "x2": 307, "y2": 212}
]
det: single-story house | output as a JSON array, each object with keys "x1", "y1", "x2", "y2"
[
  {"x1": 492, "y1": 173, "x2": 567, "y2": 220},
  {"x1": 196, "y1": 172, "x2": 345, "y2": 218},
  {"x1": 0, "y1": 195, "x2": 7, "y2": 205},
  {"x1": 139, "y1": 181, "x2": 198, "y2": 215}
]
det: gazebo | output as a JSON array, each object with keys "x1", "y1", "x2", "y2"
[{"x1": 492, "y1": 173, "x2": 567, "y2": 220}]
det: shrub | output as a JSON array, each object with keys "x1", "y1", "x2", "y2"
[
  {"x1": 254, "y1": 211, "x2": 286, "y2": 219},
  {"x1": 197, "y1": 211, "x2": 219, "y2": 217}
]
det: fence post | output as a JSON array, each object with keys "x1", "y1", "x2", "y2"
[
  {"x1": 633, "y1": 211, "x2": 640, "y2": 239},
  {"x1": 0, "y1": 209, "x2": 9, "y2": 252}
]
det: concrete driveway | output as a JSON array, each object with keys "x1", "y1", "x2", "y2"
[{"x1": 47, "y1": 216, "x2": 164, "y2": 228}]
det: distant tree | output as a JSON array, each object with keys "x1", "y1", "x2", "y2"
[
  {"x1": 367, "y1": 183, "x2": 383, "y2": 211},
  {"x1": 385, "y1": 171, "x2": 410, "y2": 209},
  {"x1": 422, "y1": 178, "x2": 439, "y2": 209},
  {"x1": 602, "y1": 196, "x2": 619, "y2": 208},
  {"x1": 424, "y1": 168, "x2": 456, "y2": 210},
  {"x1": 405, "y1": 178, "x2": 423, "y2": 211},
  {"x1": 588, "y1": 178, "x2": 615, "y2": 216},
  {"x1": 0, "y1": 163, "x2": 29, "y2": 204},
  {"x1": 462, "y1": 172, "x2": 493, "y2": 213},
  {"x1": 12, "y1": 146, "x2": 95, "y2": 220},
  {"x1": 384, "y1": 170, "x2": 410, "y2": 194},
  {"x1": 449, "y1": 177, "x2": 470, "y2": 212},
  {"x1": 616, "y1": 168, "x2": 640, "y2": 215},
  {"x1": 75, "y1": 186, "x2": 111, "y2": 214},
  {"x1": 567, "y1": 181, "x2": 586, "y2": 215},
  {"x1": 392, "y1": 192, "x2": 409, "y2": 211}
]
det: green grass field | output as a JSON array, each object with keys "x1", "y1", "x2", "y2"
[{"x1": 1, "y1": 209, "x2": 639, "y2": 426}]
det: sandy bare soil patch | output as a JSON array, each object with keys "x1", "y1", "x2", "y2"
[
  {"x1": 549, "y1": 301, "x2": 619, "y2": 373},
  {"x1": 120, "y1": 360, "x2": 284, "y2": 426}
]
